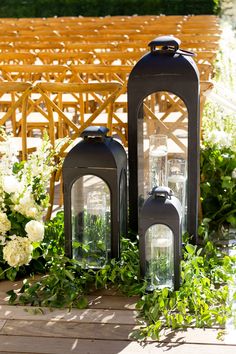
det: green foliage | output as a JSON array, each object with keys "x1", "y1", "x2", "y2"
[
  {"x1": 0, "y1": 0, "x2": 221, "y2": 18},
  {"x1": 134, "y1": 241, "x2": 235, "y2": 340},
  {"x1": 73, "y1": 211, "x2": 110, "y2": 268},
  {"x1": 200, "y1": 142, "x2": 236, "y2": 237},
  {"x1": 5, "y1": 212, "x2": 236, "y2": 341}
]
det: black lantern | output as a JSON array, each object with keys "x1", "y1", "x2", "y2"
[
  {"x1": 128, "y1": 36, "x2": 200, "y2": 244},
  {"x1": 139, "y1": 186, "x2": 182, "y2": 291},
  {"x1": 62, "y1": 126, "x2": 127, "y2": 268}
]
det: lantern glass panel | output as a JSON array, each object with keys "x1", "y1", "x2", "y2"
[
  {"x1": 167, "y1": 158, "x2": 187, "y2": 232},
  {"x1": 145, "y1": 223, "x2": 174, "y2": 290},
  {"x1": 119, "y1": 169, "x2": 127, "y2": 237},
  {"x1": 138, "y1": 91, "x2": 188, "y2": 211},
  {"x1": 71, "y1": 175, "x2": 111, "y2": 268}
]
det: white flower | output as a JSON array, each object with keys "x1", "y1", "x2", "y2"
[
  {"x1": 0, "y1": 212, "x2": 11, "y2": 235},
  {"x1": 3, "y1": 236, "x2": 33, "y2": 267},
  {"x1": 2, "y1": 175, "x2": 21, "y2": 194},
  {"x1": 25, "y1": 220, "x2": 44, "y2": 242},
  {"x1": 0, "y1": 235, "x2": 6, "y2": 245},
  {"x1": 204, "y1": 129, "x2": 233, "y2": 149},
  {"x1": 14, "y1": 191, "x2": 41, "y2": 219}
]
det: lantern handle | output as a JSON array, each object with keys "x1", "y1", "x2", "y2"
[
  {"x1": 81, "y1": 126, "x2": 109, "y2": 139},
  {"x1": 149, "y1": 186, "x2": 173, "y2": 199},
  {"x1": 148, "y1": 36, "x2": 194, "y2": 57}
]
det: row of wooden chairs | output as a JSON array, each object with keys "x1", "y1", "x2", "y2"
[
  {"x1": 0, "y1": 77, "x2": 213, "y2": 216},
  {"x1": 0, "y1": 80, "x2": 124, "y2": 218},
  {"x1": 0, "y1": 50, "x2": 216, "y2": 81},
  {"x1": 0, "y1": 14, "x2": 220, "y2": 56},
  {"x1": 0, "y1": 62, "x2": 214, "y2": 131}
]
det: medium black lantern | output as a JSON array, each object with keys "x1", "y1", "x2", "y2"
[
  {"x1": 128, "y1": 36, "x2": 200, "y2": 244},
  {"x1": 62, "y1": 126, "x2": 127, "y2": 268},
  {"x1": 139, "y1": 186, "x2": 182, "y2": 291}
]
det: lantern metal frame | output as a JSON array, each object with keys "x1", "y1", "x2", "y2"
[
  {"x1": 62, "y1": 126, "x2": 127, "y2": 263},
  {"x1": 139, "y1": 186, "x2": 182, "y2": 291},
  {"x1": 128, "y1": 36, "x2": 200, "y2": 244}
]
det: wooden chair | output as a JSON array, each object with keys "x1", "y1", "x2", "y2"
[
  {"x1": 32, "y1": 81, "x2": 122, "y2": 218},
  {"x1": 64, "y1": 42, "x2": 117, "y2": 53},
  {"x1": 0, "y1": 52, "x2": 36, "y2": 65},
  {"x1": 13, "y1": 41, "x2": 65, "y2": 53},
  {"x1": 94, "y1": 51, "x2": 143, "y2": 65},
  {"x1": 0, "y1": 81, "x2": 42, "y2": 160},
  {"x1": 69, "y1": 64, "x2": 132, "y2": 145},
  {"x1": 0, "y1": 64, "x2": 69, "y2": 136},
  {"x1": 0, "y1": 64, "x2": 68, "y2": 82},
  {"x1": 34, "y1": 81, "x2": 122, "y2": 140},
  {"x1": 37, "y1": 52, "x2": 94, "y2": 65}
]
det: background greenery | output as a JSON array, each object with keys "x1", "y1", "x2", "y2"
[{"x1": 0, "y1": 0, "x2": 221, "y2": 18}]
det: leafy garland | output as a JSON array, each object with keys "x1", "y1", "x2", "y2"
[
  {"x1": 6, "y1": 210, "x2": 236, "y2": 340},
  {"x1": 0, "y1": 136, "x2": 235, "y2": 341},
  {"x1": 200, "y1": 142, "x2": 236, "y2": 238}
]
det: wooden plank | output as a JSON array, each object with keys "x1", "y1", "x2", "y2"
[
  {"x1": 0, "y1": 320, "x2": 6, "y2": 331},
  {"x1": 0, "y1": 305, "x2": 137, "y2": 324},
  {"x1": 87, "y1": 294, "x2": 138, "y2": 310},
  {"x1": 1, "y1": 319, "x2": 137, "y2": 340},
  {"x1": 0, "y1": 335, "x2": 236, "y2": 354},
  {"x1": 1, "y1": 319, "x2": 236, "y2": 346}
]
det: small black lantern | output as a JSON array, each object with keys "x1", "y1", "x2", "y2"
[
  {"x1": 128, "y1": 36, "x2": 200, "y2": 243},
  {"x1": 62, "y1": 126, "x2": 127, "y2": 268},
  {"x1": 139, "y1": 186, "x2": 182, "y2": 291}
]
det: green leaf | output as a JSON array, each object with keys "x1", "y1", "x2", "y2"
[
  {"x1": 161, "y1": 288, "x2": 169, "y2": 298},
  {"x1": 185, "y1": 244, "x2": 196, "y2": 255},
  {"x1": 76, "y1": 295, "x2": 88, "y2": 309},
  {"x1": 6, "y1": 290, "x2": 17, "y2": 304}
]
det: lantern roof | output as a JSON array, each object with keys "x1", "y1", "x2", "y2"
[
  {"x1": 128, "y1": 36, "x2": 199, "y2": 87},
  {"x1": 63, "y1": 126, "x2": 127, "y2": 170}
]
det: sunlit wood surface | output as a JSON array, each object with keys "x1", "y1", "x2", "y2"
[{"x1": 0, "y1": 279, "x2": 236, "y2": 354}]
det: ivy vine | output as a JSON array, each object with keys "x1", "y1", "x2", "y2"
[{"x1": 6, "y1": 211, "x2": 236, "y2": 340}]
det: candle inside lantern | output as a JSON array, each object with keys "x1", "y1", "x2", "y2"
[
  {"x1": 145, "y1": 224, "x2": 174, "y2": 291},
  {"x1": 149, "y1": 134, "x2": 168, "y2": 190}
]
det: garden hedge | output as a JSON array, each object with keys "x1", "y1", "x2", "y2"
[{"x1": 0, "y1": 0, "x2": 221, "y2": 18}]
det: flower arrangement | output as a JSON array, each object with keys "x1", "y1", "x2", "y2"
[{"x1": 0, "y1": 135, "x2": 55, "y2": 275}]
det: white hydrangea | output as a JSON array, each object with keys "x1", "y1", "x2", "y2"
[
  {"x1": 0, "y1": 212, "x2": 11, "y2": 235},
  {"x1": 0, "y1": 235, "x2": 6, "y2": 245},
  {"x1": 14, "y1": 190, "x2": 41, "y2": 219},
  {"x1": 3, "y1": 236, "x2": 33, "y2": 267},
  {"x1": 25, "y1": 220, "x2": 44, "y2": 242}
]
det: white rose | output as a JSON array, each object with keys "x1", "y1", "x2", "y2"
[
  {"x1": 3, "y1": 236, "x2": 33, "y2": 267},
  {"x1": 2, "y1": 175, "x2": 21, "y2": 194},
  {"x1": 25, "y1": 220, "x2": 44, "y2": 242},
  {"x1": 0, "y1": 212, "x2": 11, "y2": 235}
]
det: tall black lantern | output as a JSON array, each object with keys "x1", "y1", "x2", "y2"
[
  {"x1": 62, "y1": 126, "x2": 127, "y2": 268},
  {"x1": 128, "y1": 36, "x2": 200, "y2": 244},
  {"x1": 139, "y1": 186, "x2": 182, "y2": 291}
]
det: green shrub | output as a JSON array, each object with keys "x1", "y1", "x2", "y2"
[{"x1": 0, "y1": 0, "x2": 221, "y2": 18}]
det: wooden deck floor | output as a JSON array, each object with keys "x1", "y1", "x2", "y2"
[{"x1": 1, "y1": 279, "x2": 236, "y2": 354}]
